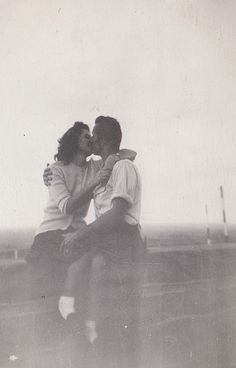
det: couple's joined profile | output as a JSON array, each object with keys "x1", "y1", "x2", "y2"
[{"x1": 27, "y1": 115, "x2": 145, "y2": 366}]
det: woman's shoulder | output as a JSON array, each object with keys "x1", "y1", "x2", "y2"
[
  {"x1": 49, "y1": 161, "x2": 71, "y2": 173},
  {"x1": 50, "y1": 161, "x2": 64, "y2": 169},
  {"x1": 49, "y1": 162, "x2": 79, "y2": 183}
]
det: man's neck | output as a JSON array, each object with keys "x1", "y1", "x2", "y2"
[
  {"x1": 71, "y1": 152, "x2": 88, "y2": 166},
  {"x1": 100, "y1": 146, "x2": 118, "y2": 163}
]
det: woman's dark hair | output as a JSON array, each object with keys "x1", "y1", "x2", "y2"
[{"x1": 54, "y1": 121, "x2": 89, "y2": 164}]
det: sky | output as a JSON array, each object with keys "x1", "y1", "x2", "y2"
[{"x1": 1, "y1": 0, "x2": 236, "y2": 229}]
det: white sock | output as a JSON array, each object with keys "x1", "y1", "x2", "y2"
[
  {"x1": 85, "y1": 320, "x2": 98, "y2": 344},
  {"x1": 58, "y1": 296, "x2": 75, "y2": 320}
]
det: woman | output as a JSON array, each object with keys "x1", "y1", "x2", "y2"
[{"x1": 27, "y1": 122, "x2": 103, "y2": 276}]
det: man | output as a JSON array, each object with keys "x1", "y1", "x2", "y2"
[
  {"x1": 62, "y1": 116, "x2": 142, "y2": 252},
  {"x1": 62, "y1": 116, "x2": 145, "y2": 367}
]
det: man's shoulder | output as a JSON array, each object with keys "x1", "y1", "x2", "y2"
[
  {"x1": 112, "y1": 159, "x2": 140, "y2": 178},
  {"x1": 114, "y1": 159, "x2": 137, "y2": 171},
  {"x1": 111, "y1": 159, "x2": 141, "y2": 193}
]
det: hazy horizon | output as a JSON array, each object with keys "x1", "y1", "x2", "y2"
[{"x1": 1, "y1": 223, "x2": 236, "y2": 251}]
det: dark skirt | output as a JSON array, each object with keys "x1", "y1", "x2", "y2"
[{"x1": 26, "y1": 227, "x2": 88, "y2": 284}]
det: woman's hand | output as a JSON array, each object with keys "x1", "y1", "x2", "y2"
[{"x1": 43, "y1": 164, "x2": 53, "y2": 186}]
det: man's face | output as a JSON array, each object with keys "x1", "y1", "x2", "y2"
[
  {"x1": 78, "y1": 129, "x2": 92, "y2": 156},
  {"x1": 91, "y1": 125, "x2": 102, "y2": 155}
]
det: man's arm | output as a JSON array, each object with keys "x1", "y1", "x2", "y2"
[
  {"x1": 61, "y1": 160, "x2": 138, "y2": 251},
  {"x1": 62, "y1": 198, "x2": 128, "y2": 248},
  {"x1": 75, "y1": 160, "x2": 138, "y2": 240}
]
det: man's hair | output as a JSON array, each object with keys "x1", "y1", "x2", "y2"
[
  {"x1": 54, "y1": 121, "x2": 89, "y2": 165},
  {"x1": 94, "y1": 116, "x2": 122, "y2": 149}
]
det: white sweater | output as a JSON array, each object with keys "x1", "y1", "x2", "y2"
[{"x1": 35, "y1": 159, "x2": 102, "y2": 235}]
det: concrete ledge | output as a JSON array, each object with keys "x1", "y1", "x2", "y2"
[
  {"x1": 148, "y1": 241, "x2": 236, "y2": 253},
  {"x1": 1, "y1": 242, "x2": 236, "y2": 324},
  {"x1": 1, "y1": 243, "x2": 236, "y2": 368},
  {"x1": 1, "y1": 241, "x2": 236, "y2": 301},
  {"x1": 0, "y1": 296, "x2": 57, "y2": 319}
]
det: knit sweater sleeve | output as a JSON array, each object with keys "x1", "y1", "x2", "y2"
[{"x1": 48, "y1": 164, "x2": 71, "y2": 215}]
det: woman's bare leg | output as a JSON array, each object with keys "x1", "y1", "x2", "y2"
[
  {"x1": 59, "y1": 252, "x2": 92, "y2": 320},
  {"x1": 85, "y1": 253, "x2": 106, "y2": 343}
]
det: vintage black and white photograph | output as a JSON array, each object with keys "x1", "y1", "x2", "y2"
[{"x1": 1, "y1": 1, "x2": 236, "y2": 367}]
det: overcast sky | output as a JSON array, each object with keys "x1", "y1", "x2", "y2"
[{"x1": 1, "y1": 0, "x2": 236, "y2": 229}]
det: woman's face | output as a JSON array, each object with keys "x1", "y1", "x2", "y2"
[{"x1": 78, "y1": 129, "x2": 92, "y2": 155}]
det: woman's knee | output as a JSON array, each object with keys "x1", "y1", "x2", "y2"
[{"x1": 67, "y1": 262, "x2": 81, "y2": 280}]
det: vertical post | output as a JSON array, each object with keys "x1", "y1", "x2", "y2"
[
  {"x1": 220, "y1": 186, "x2": 229, "y2": 242},
  {"x1": 205, "y1": 204, "x2": 211, "y2": 245},
  {"x1": 14, "y1": 249, "x2": 18, "y2": 260},
  {"x1": 144, "y1": 235, "x2": 147, "y2": 249}
]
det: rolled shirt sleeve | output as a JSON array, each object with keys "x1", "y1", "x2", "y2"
[{"x1": 110, "y1": 160, "x2": 138, "y2": 206}]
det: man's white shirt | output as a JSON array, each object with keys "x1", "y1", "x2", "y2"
[{"x1": 93, "y1": 159, "x2": 141, "y2": 225}]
